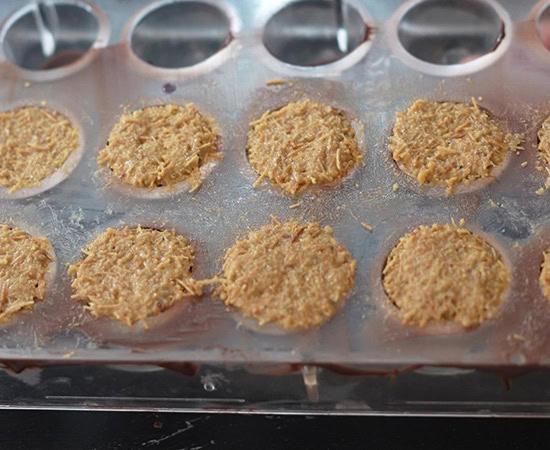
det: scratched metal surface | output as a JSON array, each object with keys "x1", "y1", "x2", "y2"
[{"x1": 0, "y1": 0, "x2": 547, "y2": 368}]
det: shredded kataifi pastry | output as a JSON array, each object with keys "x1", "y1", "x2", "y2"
[
  {"x1": 383, "y1": 223, "x2": 509, "y2": 327},
  {"x1": 218, "y1": 219, "x2": 356, "y2": 329},
  {"x1": 98, "y1": 104, "x2": 220, "y2": 191},
  {"x1": 69, "y1": 226, "x2": 206, "y2": 327},
  {"x1": 247, "y1": 99, "x2": 363, "y2": 195},
  {"x1": 389, "y1": 99, "x2": 523, "y2": 194},
  {"x1": 0, "y1": 106, "x2": 79, "y2": 192},
  {"x1": 0, "y1": 224, "x2": 53, "y2": 322}
]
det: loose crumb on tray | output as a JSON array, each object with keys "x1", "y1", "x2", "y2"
[
  {"x1": 265, "y1": 78, "x2": 286, "y2": 86},
  {"x1": 360, "y1": 221, "x2": 373, "y2": 231}
]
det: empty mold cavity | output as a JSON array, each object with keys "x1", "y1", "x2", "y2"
[
  {"x1": 537, "y1": 2, "x2": 550, "y2": 52},
  {"x1": 397, "y1": 0, "x2": 504, "y2": 65},
  {"x1": 130, "y1": 1, "x2": 232, "y2": 69},
  {"x1": 2, "y1": 1, "x2": 100, "y2": 70},
  {"x1": 263, "y1": 0, "x2": 368, "y2": 67}
]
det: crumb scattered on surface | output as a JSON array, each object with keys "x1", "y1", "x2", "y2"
[
  {"x1": 382, "y1": 223, "x2": 510, "y2": 327},
  {"x1": 265, "y1": 78, "x2": 285, "y2": 86},
  {"x1": 289, "y1": 201, "x2": 302, "y2": 209},
  {"x1": 247, "y1": 99, "x2": 363, "y2": 195},
  {"x1": 361, "y1": 221, "x2": 372, "y2": 232},
  {"x1": 218, "y1": 219, "x2": 356, "y2": 330},
  {"x1": 0, "y1": 224, "x2": 53, "y2": 322},
  {"x1": 521, "y1": 161, "x2": 528, "y2": 168},
  {"x1": 389, "y1": 99, "x2": 523, "y2": 195},
  {"x1": 24, "y1": 82, "x2": 31, "y2": 87},
  {"x1": 69, "y1": 226, "x2": 207, "y2": 327},
  {"x1": 536, "y1": 187, "x2": 545, "y2": 195},
  {"x1": 512, "y1": 333, "x2": 525, "y2": 341},
  {"x1": 392, "y1": 183, "x2": 399, "y2": 192},
  {"x1": 0, "y1": 106, "x2": 79, "y2": 192},
  {"x1": 98, "y1": 104, "x2": 220, "y2": 192},
  {"x1": 489, "y1": 199, "x2": 497, "y2": 207}
]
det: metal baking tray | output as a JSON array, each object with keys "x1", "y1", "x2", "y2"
[{"x1": 1, "y1": 0, "x2": 550, "y2": 415}]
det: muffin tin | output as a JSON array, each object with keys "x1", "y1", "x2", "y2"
[{"x1": 0, "y1": 0, "x2": 549, "y2": 377}]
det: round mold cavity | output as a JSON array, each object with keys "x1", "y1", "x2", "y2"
[
  {"x1": 388, "y1": 0, "x2": 512, "y2": 76},
  {"x1": 537, "y1": 2, "x2": 550, "y2": 52},
  {"x1": 129, "y1": 0, "x2": 233, "y2": 70},
  {"x1": 0, "y1": 1, "x2": 109, "y2": 77},
  {"x1": 0, "y1": 104, "x2": 86, "y2": 200},
  {"x1": 262, "y1": 0, "x2": 369, "y2": 68}
]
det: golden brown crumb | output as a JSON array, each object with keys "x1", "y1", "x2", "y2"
[
  {"x1": 389, "y1": 99, "x2": 523, "y2": 195},
  {"x1": 98, "y1": 104, "x2": 220, "y2": 192},
  {"x1": 0, "y1": 106, "x2": 79, "y2": 192},
  {"x1": 0, "y1": 224, "x2": 53, "y2": 322},
  {"x1": 383, "y1": 223, "x2": 510, "y2": 327},
  {"x1": 247, "y1": 99, "x2": 363, "y2": 195},
  {"x1": 539, "y1": 248, "x2": 550, "y2": 305},
  {"x1": 536, "y1": 187, "x2": 545, "y2": 195},
  {"x1": 265, "y1": 78, "x2": 285, "y2": 86},
  {"x1": 69, "y1": 226, "x2": 205, "y2": 327},
  {"x1": 24, "y1": 82, "x2": 31, "y2": 87},
  {"x1": 392, "y1": 183, "x2": 399, "y2": 192},
  {"x1": 521, "y1": 161, "x2": 528, "y2": 168},
  {"x1": 218, "y1": 220, "x2": 356, "y2": 329},
  {"x1": 361, "y1": 221, "x2": 372, "y2": 231}
]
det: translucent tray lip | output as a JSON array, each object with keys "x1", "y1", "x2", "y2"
[{"x1": 0, "y1": 0, "x2": 547, "y2": 370}]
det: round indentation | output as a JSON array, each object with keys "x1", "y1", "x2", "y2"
[
  {"x1": 218, "y1": 219, "x2": 356, "y2": 331},
  {"x1": 0, "y1": 105, "x2": 83, "y2": 199},
  {"x1": 246, "y1": 99, "x2": 363, "y2": 196},
  {"x1": 263, "y1": 0, "x2": 369, "y2": 67},
  {"x1": 130, "y1": 1, "x2": 232, "y2": 69},
  {"x1": 382, "y1": 223, "x2": 510, "y2": 329},
  {"x1": 1, "y1": 1, "x2": 101, "y2": 71},
  {"x1": 388, "y1": 99, "x2": 523, "y2": 195},
  {"x1": 397, "y1": 0, "x2": 504, "y2": 65},
  {"x1": 537, "y1": 2, "x2": 550, "y2": 52}
]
